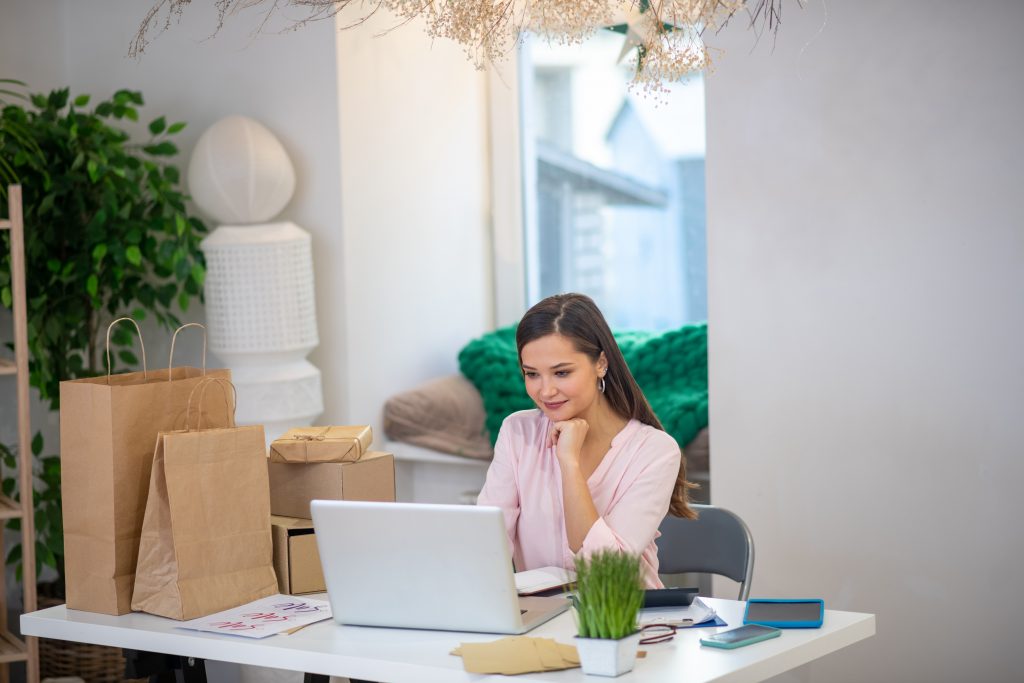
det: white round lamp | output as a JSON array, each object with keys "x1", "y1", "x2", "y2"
[
  {"x1": 188, "y1": 115, "x2": 296, "y2": 224},
  {"x1": 191, "y1": 115, "x2": 323, "y2": 441}
]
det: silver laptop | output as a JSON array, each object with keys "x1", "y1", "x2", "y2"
[{"x1": 310, "y1": 500, "x2": 569, "y2": 633}]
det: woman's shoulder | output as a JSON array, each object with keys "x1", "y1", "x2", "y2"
[{"x1": 626, "y1": 421, "x2": 682, "y2": 461}]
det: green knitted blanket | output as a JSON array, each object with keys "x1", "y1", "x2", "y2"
[{"x1": 458, "y1": 323, "x2": 708, "y2": 448}]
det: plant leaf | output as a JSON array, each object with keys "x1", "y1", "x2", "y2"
[
  {"x1": 125, "y1": 245, "x2": 142, "y2": 266},
  {"x1": 143, "y1": 141, "x2": 177, "y2": 156}
]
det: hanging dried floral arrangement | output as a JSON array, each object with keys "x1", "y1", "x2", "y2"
[{"x1": 132, "y1": 1, "x2": 790, "y2": 89}]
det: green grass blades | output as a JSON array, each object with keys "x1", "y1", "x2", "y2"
[{"x1": 572, "y1": 549, "x2": 644, "y2": 639}]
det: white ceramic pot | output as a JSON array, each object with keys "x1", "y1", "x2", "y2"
[{"x1": 575, "y1": 631, "x2": 643, "y2": 677}]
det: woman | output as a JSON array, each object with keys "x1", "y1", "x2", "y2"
[{"x1": 477, "y1": 293, "x2": 697, "y2": 589}]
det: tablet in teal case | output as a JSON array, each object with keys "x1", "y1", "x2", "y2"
[{"x1": 743, "y1": 599, "x2": 824, "y2": 629}]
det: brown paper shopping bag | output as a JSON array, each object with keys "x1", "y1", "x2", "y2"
[
  {"x1": 131, "y1": 378, "x2": 278, "y2": 620},
  {"x1": 60, "y1": 320, "x2": 230, "y2": 615}
]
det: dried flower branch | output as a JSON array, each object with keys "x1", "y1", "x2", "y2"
[{"x1": 131, "y1": 0, "x2": 791, "y2": 86}]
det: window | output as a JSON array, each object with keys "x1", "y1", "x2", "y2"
[{"x1": 511, "y1": 31, "x2": 707, "y2": 330}]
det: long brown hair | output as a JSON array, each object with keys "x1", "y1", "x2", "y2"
[{"x1": 515, "y1": 293, "x2": 697, "y2": 519}]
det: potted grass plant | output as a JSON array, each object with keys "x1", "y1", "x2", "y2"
[{"x1": 571, "y1": 549, "x2": 646, "y2": 677}]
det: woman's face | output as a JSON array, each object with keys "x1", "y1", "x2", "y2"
[{"x1": 520, "y1": 333, "x2": 606, "y2": 422}]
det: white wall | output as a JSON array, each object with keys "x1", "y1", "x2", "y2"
[
  {"x1": 1, "y1": 0, "x2": 493, "y2": 443},
  {"x1": 1, "y1": 2, "x2": 494, "y2": 624},
  {"x1": 706, "y1": 2, "x2": 1024, "y2": 682},
  {"x1": 0, "y1": 0, "x2": 72, "y2": 464},
  {"x1": 1, "y1": 0, "x2": 347, "y2": 446},
  {"x1": 334, "y1": 8, "x2": 493, "y2": 431},
  {"x1": 57, "y1": 0, "x2": 350, "y2": 422},
  {"x1": 0, "y1": 1, "x2": 66, "y2": 93}
]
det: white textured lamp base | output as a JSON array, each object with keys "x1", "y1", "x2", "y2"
[
  {"x1": 226, "y1": 359, "x2": 324, "y2": 444},
  {"x1": 201, "y1": 220, "x2": 324, "y2": 443},
  {"x1": 202, "y1": 222, "x2": 319, "y2": 354}
]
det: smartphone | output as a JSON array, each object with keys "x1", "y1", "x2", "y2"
[{"x1": 700, "y1": 624, "x2": 781, "y2": 649}]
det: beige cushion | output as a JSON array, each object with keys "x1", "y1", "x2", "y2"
[
  {"x1": 382, "y1": 374, "x2": 493, "y2": 459},
  {"x1": 683, "y1": 427, "x2": 709, "y2": 476},
  {"x1": 383, "y1": 375, "x2": 711, "y2": 472}
]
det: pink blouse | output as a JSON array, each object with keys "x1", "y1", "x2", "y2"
[{"x1": 477, "y1": 409, "x2": 681, "y2": 589}]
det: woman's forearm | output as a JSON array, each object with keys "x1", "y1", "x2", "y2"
[{"x1": 559, "y1": 461, "x2": 599, "y2": 552}]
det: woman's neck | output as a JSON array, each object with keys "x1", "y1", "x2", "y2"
[{"x1": 578, "y1": 396, "x2": 629, "y2": 454}]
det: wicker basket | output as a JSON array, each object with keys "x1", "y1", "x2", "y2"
[{"x1": 37, "y1": 597, "x2": 146, "y2": 683}]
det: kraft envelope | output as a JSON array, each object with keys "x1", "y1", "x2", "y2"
[{"x1": 453, "y1": 636, "x2": 580, "y2": 674}]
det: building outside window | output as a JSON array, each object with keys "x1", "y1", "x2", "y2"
[{"x1": 519, "y1": 30, "x2": 707, "y2": 330}]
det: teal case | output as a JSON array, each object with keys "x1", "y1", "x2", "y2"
[
  {"x1": 700, "y1": 625, "x2": 781, "y2": 649},
  {"x1": 743, "y1": 599, "x2": 825, "y2": 629}
]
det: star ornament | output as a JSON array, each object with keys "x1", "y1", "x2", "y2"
[{"x1": 604, "y1": 1, "x2": 685, "y2": 66}]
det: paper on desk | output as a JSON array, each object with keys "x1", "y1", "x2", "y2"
[
  {"x1": 640, "y1": 597, "x2": 716, "y2": 627},
  {"x1": 514, "y1": 567, "x2": 576, "y2": 595},
  {"x1": 452, "y1": 636, "x2": 579, "y2": 674},
  {"x1": 175, "y1": 594, "x2": 332, "y2": 639}
]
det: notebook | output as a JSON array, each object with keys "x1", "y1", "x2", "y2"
[
  {"x1": 310, "y1": 500, "x2": 570, "y2": 634},
  {"x1": 514, "y1": 566, "x2": 576, "y2": 595}
]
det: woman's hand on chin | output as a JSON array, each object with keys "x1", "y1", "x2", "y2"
[{"x1": 548, "y1": 418, "x2": 589, "y2": 468}]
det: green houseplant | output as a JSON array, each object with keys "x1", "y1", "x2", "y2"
[
  {"x1": 572, "y1": 549, "x2": 646, "y2": 677},
  {"x1": 0, "y1": 81, "x2": 208, "y2": 589}
]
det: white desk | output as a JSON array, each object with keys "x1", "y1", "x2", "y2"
[{"x1": 22, "y1": 597, "x2": 874, "y2": 683}]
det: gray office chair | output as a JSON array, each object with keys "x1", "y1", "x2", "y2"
[{"x1": 656, "y1": 504, "x2": 754, "y2": 600}]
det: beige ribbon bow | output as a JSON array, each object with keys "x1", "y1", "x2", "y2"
[{"x1": 292, "y1": 427, "x2": 330, "y2": 442}]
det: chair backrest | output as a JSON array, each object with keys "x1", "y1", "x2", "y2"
[{"x1": 656, "y1": 504, "x2": 754, "y2": 600}]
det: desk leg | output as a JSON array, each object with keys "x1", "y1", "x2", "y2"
[
  {"x1": 176, "y1": 656, "x2": 208, "y2": 683},
  {"x1": 123, "y1": 650, "x2": 208, "y2": 683}
]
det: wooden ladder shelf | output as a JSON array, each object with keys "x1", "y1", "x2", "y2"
[{"x1": 1, "y1": 185, "x2": 39, "y2": 682}]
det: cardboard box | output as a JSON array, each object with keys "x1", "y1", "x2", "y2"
[
  {"x1": 269, "y1": 425, "x2": 373, "y2": 463},
  {"x1": 268, "y1": 451, "x2": 396, "y2": 519},
  {"x1": 270, "y1": 515, "x2": 325, "y2": 595}
]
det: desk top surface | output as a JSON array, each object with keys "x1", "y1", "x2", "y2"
[{"x1": 22, "y1": 596, "x2": 874, "y2": 683}]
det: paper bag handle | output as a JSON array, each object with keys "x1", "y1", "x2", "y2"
[
  {"x1": 105, "y1": 317, "x2": 147, "y2": 383},
  {"x1": 168, "y1": 323, "x2": 208, "y2": 382},
  {"x1": 185, "y1": 377, "x2": 237, "y2": 431}
]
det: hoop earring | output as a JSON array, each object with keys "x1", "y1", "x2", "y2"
[{"x1": 598, "y1": 376, "x2": 606, "y2": 394}]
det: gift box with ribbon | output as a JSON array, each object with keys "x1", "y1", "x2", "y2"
[{"x1": 269, "y1": 425, "x2": 373, "y2": 463}]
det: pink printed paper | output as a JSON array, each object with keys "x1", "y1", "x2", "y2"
[{"x1": 175, "y1": 594, "x2": 332, "y2": 639}]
